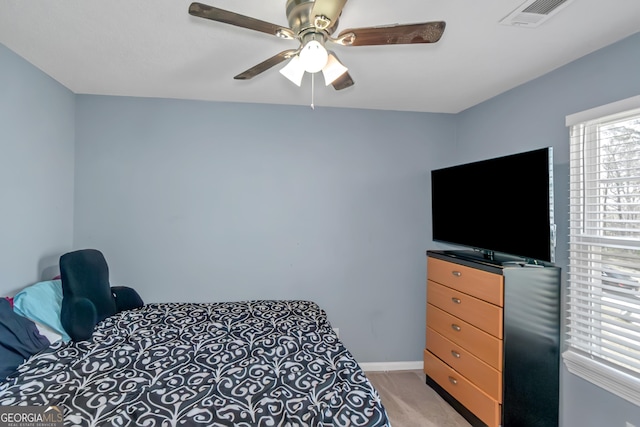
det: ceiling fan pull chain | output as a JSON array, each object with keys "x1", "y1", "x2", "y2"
[{"x1": 311, "y1": 73, "x2": 315, "y2": 110}]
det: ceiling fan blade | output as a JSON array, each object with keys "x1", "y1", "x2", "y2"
[
  {"x1": 335, "y1": 21, "x2": 446, "y2": 46},
  {"x1": 189, "y1": 2, "x2": 294, "y2": 39},
  {"x1": 311, "y1": 0, "x2": 348, "y2": 28},
  {"x1": 331, "y1": 72, "x2": 354, "y2": 90},
  {"x1": 234, "y1": 50, "x2": 298, "y2": 80}
]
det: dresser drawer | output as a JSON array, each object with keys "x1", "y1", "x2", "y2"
[
  {"x1": 427, "y1": 328, "x2": 502, "y2": 401},
  {"x1": 428, "y1": 280, "x2": 503, "y2": 338},
  {"x1": 428, "y1": 257, "x2": 504, "y2": 306},
  {"x1": 424, "y1": 349, "x2": 501, "y2": 427},
  {"x1": 427, "y1": 304, "x2": 503, "y2": 370}
]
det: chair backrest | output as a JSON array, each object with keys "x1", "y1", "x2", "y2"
[{"x1": 59, "y1": 249, "x2": 117, "y2": 323}]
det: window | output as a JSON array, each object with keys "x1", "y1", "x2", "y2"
[{"x1": 564, "y1": 95, "x2": 640, "y2": 405}]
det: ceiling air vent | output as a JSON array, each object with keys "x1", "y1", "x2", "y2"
[{"x1": 500, "y1": 0, "x2": 575, "y2": 28}]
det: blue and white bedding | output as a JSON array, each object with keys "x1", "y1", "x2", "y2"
[{"x1": 0, "y1": 300, "x2": 390, "y2": 426}]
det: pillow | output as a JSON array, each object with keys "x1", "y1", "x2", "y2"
[
  {"x1": 13, "y1": 280, "x2": 70, "y2": 342},
  {"x1": 0, "y1": 299, "x2": 50, "y2": 380},
  {"x1": 60, "y1": 249, "x2": 117, "y2": 323},
  {"x1": 32, "y1": 320, "x2": 63, "y2": 344},
  {"x1": 60, "y1": 249, "x2": 118, "y2": 341}
]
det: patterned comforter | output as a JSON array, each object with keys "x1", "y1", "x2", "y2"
[{"x1": 0, "y1": 300, "x2": 390, "y2": 426}]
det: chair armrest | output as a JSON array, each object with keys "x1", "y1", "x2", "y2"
[
  {"x1": 60, "y1": 297, "x2": 97, "y2": 342},
  {"x1": 111, "y1": 286, "x2": 144, "y2": 312}
]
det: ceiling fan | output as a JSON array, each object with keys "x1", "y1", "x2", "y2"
[{"x1": 188, "y1": 0, "x2": 446, "y2": 90}]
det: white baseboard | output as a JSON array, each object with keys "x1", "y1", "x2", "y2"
[{"x1": 359, "y1": 361, "x2": 423, "y2": 372}]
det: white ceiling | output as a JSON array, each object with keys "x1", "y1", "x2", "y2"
[{"x1": 1, "y1": 0, "x2": 639, "y2": 113}]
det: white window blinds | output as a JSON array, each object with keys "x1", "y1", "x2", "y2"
[{"x1": 564, "y1": 96, "x2": 640, "y2": 406}]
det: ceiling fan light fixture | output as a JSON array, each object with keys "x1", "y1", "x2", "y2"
[
  {"x1": 279, "y1": 55, "x2": 305, "y2": 86},
  {"x1": 322, "y1": 53, "x2": 348, "y2": 86},
  {"x1": 298, "y1": 40, "x2": 329, "y2": 73}
]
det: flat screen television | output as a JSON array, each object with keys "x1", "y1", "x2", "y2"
[{"x1": 431, "y1": 147, "x2": 555, "y2": 263}]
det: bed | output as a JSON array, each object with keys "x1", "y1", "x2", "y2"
[{"x1": 0, "y1": 299, "x2": 391, "y2": 426}]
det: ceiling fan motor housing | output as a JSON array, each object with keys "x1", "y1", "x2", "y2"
[{"x1": 286, "y1": 0, "x2": 339, "y2": 37}]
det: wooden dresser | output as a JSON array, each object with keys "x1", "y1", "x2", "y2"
[{"x1": 424, "y1": 250, "x2": 560, "y2": 427}]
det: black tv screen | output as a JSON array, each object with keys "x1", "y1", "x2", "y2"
[{"x1": 431, "y1": 147, "x2": 555, "y2": 262}]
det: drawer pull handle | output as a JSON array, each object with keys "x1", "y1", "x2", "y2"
[
  {"x1": 448, "y1": 376, "x2": 458, "y2": 385},
  {"x1": 451, "y1": 297, "x2": 462, "y2": 304},
  {"x1": 451, "y1": 350, "x2": 461, "y2": 358},
  {"x1": 451, "y1": 271, "x2": 462, "y2": 277},
  {"x1": 451, "y1": 324, "x2": 461, "y2": 332}
]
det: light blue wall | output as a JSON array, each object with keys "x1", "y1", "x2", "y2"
[
  {"x1": 73, "y1": 95, "x2": 456, "y2": 362},
  {"x1": 0, "y1": 44, "x2": 75, "y2": 295},
  {"x1": 455, "y1": 32, "x2": 640, "y2": 427}
]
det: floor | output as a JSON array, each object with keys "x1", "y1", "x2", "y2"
[{"x1": 366, "y1": 370, "x2": 472, "y2": 427}]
